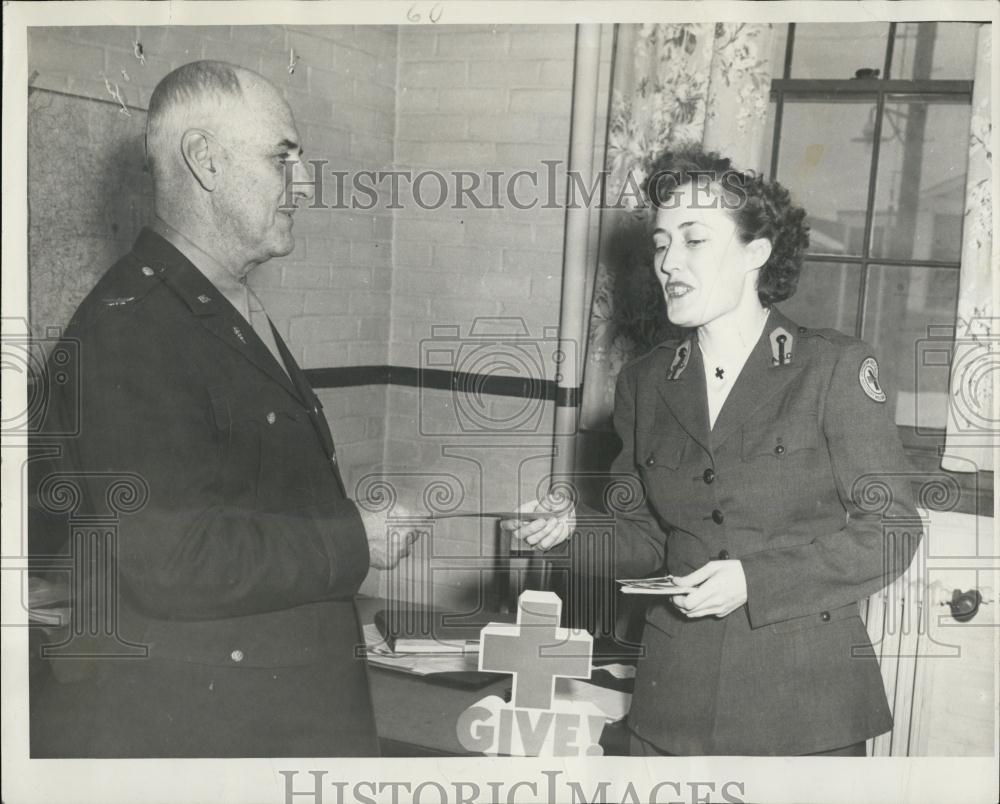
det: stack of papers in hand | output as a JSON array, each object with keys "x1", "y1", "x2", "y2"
[{"x1": 616, "y1": 575, "x2": 697, "y2": 595}]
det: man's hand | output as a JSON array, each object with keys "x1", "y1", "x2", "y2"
[
  {"x1": 670, "y1": 560, "x2": 747, "y2": 618},
  {"x1": 499, "y1": 493, "x2": 575, "y2": 551},
  {"x1": 358, "y1": 505, "x2": 427, "y2": 570}
]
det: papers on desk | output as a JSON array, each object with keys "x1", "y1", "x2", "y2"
[
  {"x1": 554, "y1": 678, "x2": 632, "y2": 723},
  {"x1": 363, "y1": 623, "x2": 481, "y2": 674}
]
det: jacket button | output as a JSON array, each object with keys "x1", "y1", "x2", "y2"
[
  {"x1": 645, "y1": 455, "x2": 656, "y2": 467},
  {"x1": 711, "y1": 509, "x2": 724, "y2": 525},
  {"x1": 331, "y1": 454, "x2": 338, "y2": 465},
  {"x1": 774, "y1": 444, "x2": 785, "y2": 455},
  {"x1": 230, "y1": 649, "x2": 245, "y2": 662},
  {"x1": 141, "y1": 266, "x2": 155, "y2": 277},
  {"x1": 820, "y1": 611, "x2": 830, "y2": 622},
  {"x1": 266, "y1": 411, "x2": 276, "y2": 425},
  {"x1": 718, "y1": 549, "x2": 730, "y2": 560},
  {"x1": 703, "y1": 468, "x2": 715, "y2": 484}
]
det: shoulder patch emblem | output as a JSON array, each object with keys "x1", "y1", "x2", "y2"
[{"x1": 859, "y1": 356, "x2": 886, "y2": 403}]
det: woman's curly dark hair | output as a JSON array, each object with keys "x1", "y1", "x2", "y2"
[{"x1": 640, "y1": 147, "x2": 810, "y2": 306}]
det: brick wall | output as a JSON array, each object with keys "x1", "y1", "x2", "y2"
[{"x1": 381, "y1": 24, "x2": 613, "y2": 608}]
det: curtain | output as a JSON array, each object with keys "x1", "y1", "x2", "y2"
[
  {"x1": 942, "y1": 24, "x2": 995, "y2": 474},
  {"x1": 581, "y1": 23, "x2": 776, "y2": 429}
]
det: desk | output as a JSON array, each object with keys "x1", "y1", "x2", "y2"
[{"x1": 358, "y1": 598, "x2": 634, "y2": 756}]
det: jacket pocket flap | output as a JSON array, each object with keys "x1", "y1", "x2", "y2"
[
  {"x1": 768, "y1": 602, "x2": 861, "y2": 634},
  {"x1": 742, "y1": 414, "x2": 819, "y2": 460},
  {"x1": 635, "y1": 431, "x2": 688, "y2": 470}
]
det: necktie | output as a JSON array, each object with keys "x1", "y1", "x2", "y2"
[{"x1": 245, "y1": 286, "x2": 290, "y2": 379}]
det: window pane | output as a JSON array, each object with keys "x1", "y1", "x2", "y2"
[
  {"x1": 778, "y1": 262, "x2": 861, "y2": 335},
  {"x1": 775, "y1": 99, "x2": 876, "y2": 256},
  {"x1": 862, "y1": 264, "x2": 960, "y2": 427},
  {"x1": 790, "y1": 23, "x2": 890, "y2": 79},
  {"x1": 870, "y1": 96, "x2": 971, "y2": 262},
  {"x1": 891, "y1": 22, "x2": 980, "y2": 80}
]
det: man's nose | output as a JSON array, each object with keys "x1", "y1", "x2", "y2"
[{"x1": 291, "y1": 159, "x2": 315, "y2": 203}]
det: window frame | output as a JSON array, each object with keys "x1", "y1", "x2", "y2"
[{"x1": 767, "y1": 22, "x2": 988, "y2": 516}]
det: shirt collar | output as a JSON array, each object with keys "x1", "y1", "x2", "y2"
[{"x1": 149, "y1": 216, "x2": 246, "y2": 295}]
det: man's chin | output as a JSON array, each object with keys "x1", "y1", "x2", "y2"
[{"x1": 270, "y1": 235, "x2": 296, "y2": 259}]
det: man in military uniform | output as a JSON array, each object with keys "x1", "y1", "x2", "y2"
[{"x1": 29, "y1": 60, "x2": 418, "y2": 757}]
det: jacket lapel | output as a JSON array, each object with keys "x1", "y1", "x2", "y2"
[
  {"x1": 132, "y1": 228, "x2": 303, "y2": 403},
  {"x1": 709, "y1": 308, "x2": 804, "y2": 450},
  {"x1": 651, "y1": 337, "x2": 711, "y2": 455}
]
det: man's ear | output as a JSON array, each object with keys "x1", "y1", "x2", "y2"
[
  {"x1": 181, "y1": 129, "x2": 218, "y2": 191},
  {"x1": 744, "y1": 237, "x2": 773, "y2": 272}
]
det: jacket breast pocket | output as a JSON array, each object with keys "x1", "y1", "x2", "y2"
[
  {"x1": 635, "y1": 430, "x2": 688, "y2": 471},
  {"x1": 741, "y1": 413, "x2": 819, "y2": 462}
]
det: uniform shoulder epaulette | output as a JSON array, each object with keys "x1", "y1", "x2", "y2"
[
  {"x1": 805, "y1": 327, "x2": 858, "y2": 346},
  {"x1": 72, "y1": 255, "x2": 167, "y2": 329}
]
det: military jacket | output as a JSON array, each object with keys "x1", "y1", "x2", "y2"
[
  {"x1": 29, "y1": 229, "x2": 377, "y2": 757},
  {"x1": 609, "y1": 308, "x2": 922, "y2": 755}
]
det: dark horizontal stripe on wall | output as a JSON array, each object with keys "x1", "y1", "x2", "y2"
[{"x1": 304, "y1": 365, "x2": 582, "y2": 406}]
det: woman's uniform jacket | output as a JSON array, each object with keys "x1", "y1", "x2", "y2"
[
  {"x1": 29, "y1": 229, "x2": 378, "y2": 757},
  {"x1": 610, "y1": 308, "x2": 922, "y2": 755}
]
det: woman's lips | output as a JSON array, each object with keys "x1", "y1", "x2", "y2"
[{"x1": 665, "y1": 282, "x2": 694, "y2": 299}]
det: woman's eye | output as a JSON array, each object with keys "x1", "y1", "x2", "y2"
[{"x1": 686, "y1": 239, "x2": 705, "y2": 247}]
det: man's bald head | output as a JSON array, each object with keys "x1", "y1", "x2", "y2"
[{"x1": 146, "y1": 60, "x2": 283, "y2": 184}]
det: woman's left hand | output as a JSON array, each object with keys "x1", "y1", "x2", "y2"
[{"x1": 670, "y1": 560, "x2": 748, "y2": 618}]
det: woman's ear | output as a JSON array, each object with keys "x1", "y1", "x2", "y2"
[
  {"x1": 744, "y1": 237, "x2": 773, "y2": 272},
  {"x1": 180, "y1": 129, "x2": 218, "y2": 191}
]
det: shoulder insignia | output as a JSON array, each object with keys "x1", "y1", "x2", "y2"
[
  {"x1": 859, "y1": 356, "x2": 886, "y2": 403},
  {"x1": 769, "y1": 326, "x2": 793, "y2": 366},
  {"x1": 101, "y1": 295, "x2": 136, "y2": 308},
  {"x1": 667, "y1": 338, "x2": 692, "y2": 380}
]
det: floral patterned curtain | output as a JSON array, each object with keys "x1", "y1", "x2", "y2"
[
  {"x1": 581, "y1": 23, "x2": 776, "y2": 429},
  {"x1": 941, "y1": 24, "x2": 994, "y2": 474}
]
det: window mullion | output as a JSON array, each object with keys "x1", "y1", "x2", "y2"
[{"x1": 856, "y1": 87, "x2": 887, "y2": 340}]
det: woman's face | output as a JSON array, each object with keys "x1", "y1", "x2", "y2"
[{"x1": 652, "y1": 181, "x2": 766, "y2": 329}]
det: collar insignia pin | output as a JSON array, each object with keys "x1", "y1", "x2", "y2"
[
  {"x1": 770, "y1": 327, "x2": 793, "y2": 366},
  {"x1": 232, "y1": 325, "x2": 247, "y2": 344},
  {"x1": 667, "y1": 339, "x2": 692, "y2": 381},
  {"x1": 197, "y1": 294, "x2": 211, "y2": 304}
]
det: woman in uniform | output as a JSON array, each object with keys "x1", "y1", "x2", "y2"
[{"x1": 503, "y1": 147, "x2": 921, "y2": 756}]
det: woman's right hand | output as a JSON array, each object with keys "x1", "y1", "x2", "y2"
[{"x1": 499, "y1": 493, "x2": 576, "y2": 551}]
